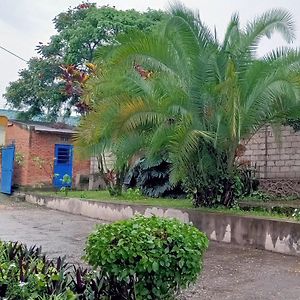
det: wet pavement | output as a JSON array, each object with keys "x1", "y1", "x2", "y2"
[
  {"x1": 0, "y1": 194, "x2": 100, "y2": 263},
  {"x1": 0, "y1": 194, "x2": 300, "y2": 299}
]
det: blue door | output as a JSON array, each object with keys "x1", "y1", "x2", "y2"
[
  {"x1": 53, "y1": 144, "x2": 73, "y2": 188},
  {"x1": 1, "y1": 144, "x2": 15, "y2": 194}
]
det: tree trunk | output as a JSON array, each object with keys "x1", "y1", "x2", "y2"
[{"x1": 220, "y1": 180, "x2": 235, "y2": 207}]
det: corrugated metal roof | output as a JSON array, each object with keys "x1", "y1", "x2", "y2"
[
  {"x1": 11, "y1": 120, "x2": 77, "y2": 134},
  {"x1": 33, "y1": 124, "x2": 76, "y2": 134}
]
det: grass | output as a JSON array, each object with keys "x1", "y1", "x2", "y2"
[
  {"x1": 40, "y1": 190, "x2": 299, "y2": 222},
  {"x1": 41, "y1": 190, "x2": 194, "y2": 209}
]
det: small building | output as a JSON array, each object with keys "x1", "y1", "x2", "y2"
[{"x1": 1, "y1": 119, "x2": 90, "y2": 189}]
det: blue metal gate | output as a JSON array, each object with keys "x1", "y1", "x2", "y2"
[
  {"x1": 53, "y1": 144, "x2": 73, "y2": 188},
  {"x1": 1, "y1": 144, "x2": 15, "y2": 194}
]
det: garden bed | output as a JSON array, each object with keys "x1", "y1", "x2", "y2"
[{"x1": 38, "y1": 190, "x2": 300, "y2": 221}]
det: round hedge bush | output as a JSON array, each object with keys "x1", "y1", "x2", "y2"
[{"x1": 85, "y1": 215, "x2": 209, "y2": 299}]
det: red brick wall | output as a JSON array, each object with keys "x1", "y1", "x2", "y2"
[
  {"x1": 6, "y1": 123, "x2": 31, "y2": 185},
  {"x1": 5, "y1": 123, "x2": 90, "y2": 187},
  {"x1": 73, "y1": 152, "x2": 90, "y2": 177}
]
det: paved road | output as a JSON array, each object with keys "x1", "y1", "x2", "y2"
[
  {"x1": 0, "y1": 195, "x2": 100, "y2": 263},
  {"x1": 0, "y1": 194, "x2": 300, "y2": 299}
]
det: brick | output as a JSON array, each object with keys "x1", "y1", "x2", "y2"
[
  {"x1": 280, "y1": 172, "x2": 292, "y2": 178},
  {"x1": 291, "y1": 153, "x2": 300, "y2": 160},
  {"x1": 271, "y1": 172, "x2": 284, "y2": 178},
  {"x1": 275, "y1": 160, "x2": 285, "y2": 166},
  {"x1": 285, "y1": 148, "x2": 296, "y2": 155},
  {"x1": 279, "y1": 154, "x2": 290, "y2": 160},
  {"x1": 249, "y1": 144, "x2": 258, "y2": 150},
  {"x1": 281, "y1": 141, "x2": 292, "y2": 148},
  {"x1": 256, "y1": 161, "x2": 265, "y2": 167},
  {"x1": 269, "y1": 166, "x2": 280, "y2": 172},
  {"x1": 291, "y1": 166, "x2": 300, "y2": 172},
  {"x1": 267, "y1": 142, "x2": 277, "y2": 149},
  {"x1": 284, "y1": 160, "x2": 295, "y2": 166},
  {"x1": 291, "y1": 141, "x2": 300, "y2": 147},
  {"x1": 280, "y1": 166, "x2": 290, "y2": 172},
  {"x1": 257, "y1": 154, "x2": 266, "y2": 160},
  {"x1": 253, "y1": 149, "x2": 265, "y2": 156},
  {"x1": 285, "y1": 135, "x2": 297, "y2": 142},
  {"x1": 267, "y1": 148, "x2": 278, "y2": 155},
  {"x1": 268, "y1": 154, "x2": 280, "y2": 161}
]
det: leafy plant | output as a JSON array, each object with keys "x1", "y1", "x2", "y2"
[
  {"x1": 0, "y1": 242, "x2": 71, "y2": 300},
  {"x1": 15, "y1": 152, "x2": 25, "y2": 166},
  {"x1": 32, "y1": 156, "x2": 56, "y2": 184},
  {"x1": 125, "y1": 158, "x2": 185, "y2": 198},
  {"x1": 123, "y1": 188, "x2": 143, "y2": 200},
  {"x1": 85, "y1": 215, "x2": 209, "y2": 299},
  {"x1": 79, "y1": 191, "x2": 88, "y2": 199},
  {"x1": 242, "y1": 191, "x2": 272, "y2": 202},
  {"x1": 60, "y1": 174, "x2": 72, "y2": 196},
  {"x1": 78, "y1": 3, "x2": 300, "y2": 208},
  {"x1": 4, "y1": 4, "x2": 167, "y2": 121},
  {"x1": 0, "y1": 241, "x2": 118, "y2": 299},
  {"x1": 292, "y1": 209, "x2": 300, "y2": 221}
]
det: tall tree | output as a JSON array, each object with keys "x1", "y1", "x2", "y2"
[
  {"x1": 4, "y1": 3, "x2": 167, "y2": 121},
  {"x1": 77, "y1": 3, "x2": 300, "y2": 206}
]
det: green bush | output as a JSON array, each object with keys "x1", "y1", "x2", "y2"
[
  {"x1": 85, "y1": 215, "x2": 209, "y2": 299},
  {"x1": 123, "y1": 188, "x2": 143, "y2": 200},
  {"x1": 125, "y1": 158, "x2": 185, "y2": 198}
]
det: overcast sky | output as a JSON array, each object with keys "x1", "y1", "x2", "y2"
[{"x1": 0, "y1": 0, "x2": 300, "y2": 109}]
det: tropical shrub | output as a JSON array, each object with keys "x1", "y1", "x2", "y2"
[
  {"x1": 0, "y1": 242, "x2": 71, "y2": 300},
  {"x1": 77, "y1": 3, "x2": 300, "y2": 207},
  {"x1": 0, "y1": 241, "x2": 110, "y2": 299},
  {"x1": 85, "y1": 215, "x2": 209, "y2": 299},
  {"x1": 124, "y1": 158, "x2": 185, "y2": 198}
]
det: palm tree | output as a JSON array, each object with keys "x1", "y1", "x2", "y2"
[{"x1": 77, "y1": 3, "x2": 300, "y2": 206}]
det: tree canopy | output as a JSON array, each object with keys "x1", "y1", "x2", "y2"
[
  {"x1": 4, "y1": 3, "x2": 167, "y2": 121},
  {"x1": 77, "y1": 3, "x2": 300, "y2": 206}
]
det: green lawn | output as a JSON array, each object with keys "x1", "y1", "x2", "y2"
[
  {"x1": 42, "y1": 190, "x2": 194, "y2": 209},
  {"x1": 40, "y1": 190, "x2": 299, "y2": 221}
]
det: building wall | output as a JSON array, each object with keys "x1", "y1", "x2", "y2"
[
  {"x1": 4, "y1": 123, "x2": 90, "y2": 187},
  {"x1": 90, "y1": 152, "x2": 115, "y2": 174},
  {"x1": 6, "y1": 123, "x2": 31, "y2": 185},
  {"x1": 0, "y1": 116, "x2": 8, "y2": 146},
  {"x1": 27, "y1": 131, "x2": 68, "y2": 186},
  {"x1": 73, "y1": 152, "x2": 90, "y2": 179},
  {"x1": 242, "y1": 125, "x2": 300, "y2": 179}
]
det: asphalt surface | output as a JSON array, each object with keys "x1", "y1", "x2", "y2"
[{"x1": 0, "y1": 194, "x2": 299, "y2": 299}]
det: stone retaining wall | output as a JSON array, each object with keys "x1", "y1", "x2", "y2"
[{"x1": 24, "y1": 193, "x2": 300, "y2": 257}]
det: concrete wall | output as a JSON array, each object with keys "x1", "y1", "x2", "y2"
[
  {"x1": 25, "y1": 193, "x2": 300, "y2": 257},
  {"x1": 90, "y1": 152, "x2": 115, "y2": 174},
  {"x1": 242, "y1": 125, "x2": 300, "y2": 179}
]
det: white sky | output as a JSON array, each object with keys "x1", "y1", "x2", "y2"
[{"x1": 0, "y1": 0, "x2": 299, "y2": 108}]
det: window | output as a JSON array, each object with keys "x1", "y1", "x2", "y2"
[{"x1": 57, "y1": 147, "x2": 70, "y2": 164}]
